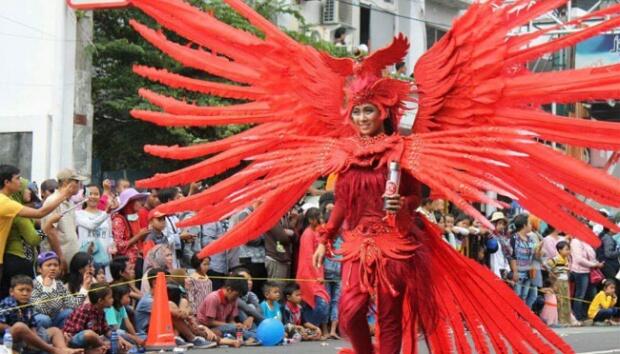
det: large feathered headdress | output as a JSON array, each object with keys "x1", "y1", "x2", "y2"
[{"x1": 335, "y1": 35, "x2": 413, "y2": 130}]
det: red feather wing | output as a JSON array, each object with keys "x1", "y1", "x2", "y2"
[
  {"x1": 412, "y1": 0, "x2": 620, "y2": 246},
  {"x1": 402, "y1": 129, "x2": 620, "y2": 247},
  {"x1": 126, "y1": 0, "x2": 359, "y2": 255}
]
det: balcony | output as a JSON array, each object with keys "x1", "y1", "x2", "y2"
[{"x1": 428, "y1": 0, "x2": 472, "y2": 10}]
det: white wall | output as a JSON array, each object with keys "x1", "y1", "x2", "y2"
[
  {"x1": 403, "y1": 0, "x2": 426, "y2": 71},
  {"x1": 0, "y1": 0, "x2": 77, "y2": 183},
  {"x1": 425, "y1": 0, "x2": 462, "y2": 30},
  {"x1": 369, "y1": 8, "x2": 396, "y2": 51}
]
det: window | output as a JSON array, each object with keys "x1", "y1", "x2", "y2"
[
  {"x1": 426, "y1": 25, "x2": 446, "y2": 49},
  {"x1": 360, "y1": 5, "x2": 370, "y2": 47},
  {"x1": 0, "y1": 132, "x2": 33, "y2": 179}
]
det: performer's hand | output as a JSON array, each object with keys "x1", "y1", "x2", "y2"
[
  {"x1": 384, "y1": 194, "x2": 404, "y2": 212},
  {"x1": 313, "y1": 244, "x2": 326, "y2": 269}
]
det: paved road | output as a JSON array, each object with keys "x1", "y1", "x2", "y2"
[{"x1": 181, "y1": 326, "x2": 619, "y2": 353}]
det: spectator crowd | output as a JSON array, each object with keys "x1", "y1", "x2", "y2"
[{"x1": 0, "y1": 163, "x2": 618, "y2": 353}]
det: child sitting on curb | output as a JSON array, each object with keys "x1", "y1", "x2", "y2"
[
  {"x1": 197, "y1": 278, "x2": 260, "y2": 347},
  {"x1": 0, "y1": 275, "x2": 80, "y2": 354},
  {"x1": 104, "y1": 285, "x2": 145, "y2": 347},
  {"x1": 282, "y1": 283, "x2": 321, "y2": 341},
  {"x1": 64, "y1": 282, "x2": 133, "y2": 352},
  {"x1": 31, "y1": 252, "x2": 85, "y2": 329},
  {"x1": 260, "y1": 282, "x2": 282, "y2": 321},
  {"x1": 588, "y1": 279, "x2": 619, "y2": 325}
]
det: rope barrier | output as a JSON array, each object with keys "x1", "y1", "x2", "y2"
[
  {"x1": 0, "y1": 274, "x2": 335, "y2": 313},
  {"x1": 498, "y1": 277, "x2": 605, "y2": 305},
  {"x1": 0, "y1": 273, "x2": 603, "y2": 314}
]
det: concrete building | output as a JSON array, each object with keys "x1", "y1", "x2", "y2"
[
  {"x1": 294, "y1": 0, "x2": 471, "y2": 73},
  {"x1": 0, "y1": 1, "x2": 93, "y2": 184}
]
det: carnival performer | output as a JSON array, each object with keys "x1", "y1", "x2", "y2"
[
  {"x1": 310, "y1": 102, "x2": 435, "y2": 354},
  {"x1": 123, "y1": 0, "x2": 620, "y2": 352}
]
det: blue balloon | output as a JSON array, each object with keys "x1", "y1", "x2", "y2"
[
  {"x1": 486, "y1": 237, "x2": 499, "y2": 254},
  {"x1": 256, "y1": 318, "x2": 285, "y2": 346}
]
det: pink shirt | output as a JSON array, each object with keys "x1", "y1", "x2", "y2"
[
  {"x1": 541, "y1": 235, "x2": 565, "y2": 261},
  {"x1": 570, "y1": 238, "x2": 598, "y2": 273},
  {"x1": 197, "y1": 289, "x2": 238, "y2": 325}
]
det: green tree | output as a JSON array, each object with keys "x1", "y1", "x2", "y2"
[{"x1": 92, "y1": 0, "x2": 347, "y2": 181}]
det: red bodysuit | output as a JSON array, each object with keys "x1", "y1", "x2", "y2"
[{"x1": 320, "y1": 160, "x2": 437, "y2": 354}]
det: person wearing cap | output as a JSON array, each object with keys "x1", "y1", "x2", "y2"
[
  {"x1": 111, "y1": 188, "x2": 150, "y2": 269},
  {"x1": 142, "y1": 209, "x2": 170, "y2": 256},
  {"x1": 40, "y1": 168, "x2": 87, "y2": 271},
  {"x1": 31, "y1": 252, "x2": 85, "y2": 329},
  {"x1": 488, "y1": 211, "x2": 510, "y2": 278}
]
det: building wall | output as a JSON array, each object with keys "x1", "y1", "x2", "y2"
[
  {"x1": 298, "y1": 0, "x2": 468, "y2": 72},
  {"x1": 0, "y1": 1, "x2": 90, "y2": 183},
  {"x1": 73, "y1": 11, "x2": 94, "y2": 181}
]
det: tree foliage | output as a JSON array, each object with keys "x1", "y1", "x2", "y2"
[{"x1": 92, "y1": 0, "x2": 347, "y2": 178}]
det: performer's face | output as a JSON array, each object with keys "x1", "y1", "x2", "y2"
[{"x1": 351, "y1": 103, "x2": 384, "y2": 137}]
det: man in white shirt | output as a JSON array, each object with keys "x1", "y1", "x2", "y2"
[{"x1": 41, "y1": 168, "x2": 86, "y2": 270}]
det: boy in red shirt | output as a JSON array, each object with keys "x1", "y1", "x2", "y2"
[
  {"x1": 197, "y1": 278, "x2": 259, "y2": 346},
  {"x1": 64, "y1": 283, "x2": 132, "y2": 351},
  {"x1": 282, "y1": 283, "x2": 321, "y2": 341}
]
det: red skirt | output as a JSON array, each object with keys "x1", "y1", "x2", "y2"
[{"x1": 335, "y1": 216, "x2": 573, "y2": 354}]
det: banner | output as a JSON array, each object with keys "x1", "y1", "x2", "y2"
[{"x1": 575, "y1": 33, "x2": 620, "y2": 68}]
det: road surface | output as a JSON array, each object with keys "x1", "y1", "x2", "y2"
[{"x1": 174, "y1": 326, "x2": 620, "y2": 353}]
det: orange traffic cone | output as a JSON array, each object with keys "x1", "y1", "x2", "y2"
[{"x1": 145, "y1": 272, "x2": 176, "y2": 350}]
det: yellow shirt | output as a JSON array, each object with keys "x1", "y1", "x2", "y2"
[
  {"x1": 0, "y1": 193, "x2": 24, "y2": 263},
  {"x1": 325, "y1": 174, "x2": 338, "y2": 192},
  {"x1": 588, "y1": 291, "x2": 618, "y2": 319}
]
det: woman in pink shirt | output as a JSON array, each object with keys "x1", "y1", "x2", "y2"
[
  {"x1": 541, "y1": 225, "x2": 565, "y2": 261},
  {"x1": 570, "y1": 237, "x2": 604, "y2": 320},
  {"x1": 296, "y1": 208, "x2": 329, "y2": 339}
]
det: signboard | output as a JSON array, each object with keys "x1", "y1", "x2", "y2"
[
  {"x1": 575, "y1": 33, "x2": 620, "y2": 68},
  {"x1": 66, "y1": 0, "x2": 129, "y2": 10},
  {"x1": 575, "y1": 34, "x2": 620, "y2": 171}
]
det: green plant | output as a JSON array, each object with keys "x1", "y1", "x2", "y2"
[{"x1": 92, "y1": 0, "x2": 348, "y2": 179}]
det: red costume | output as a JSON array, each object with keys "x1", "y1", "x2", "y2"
[{"x1": 126, "y1": 0, "x2": 620, "y2": 352}]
